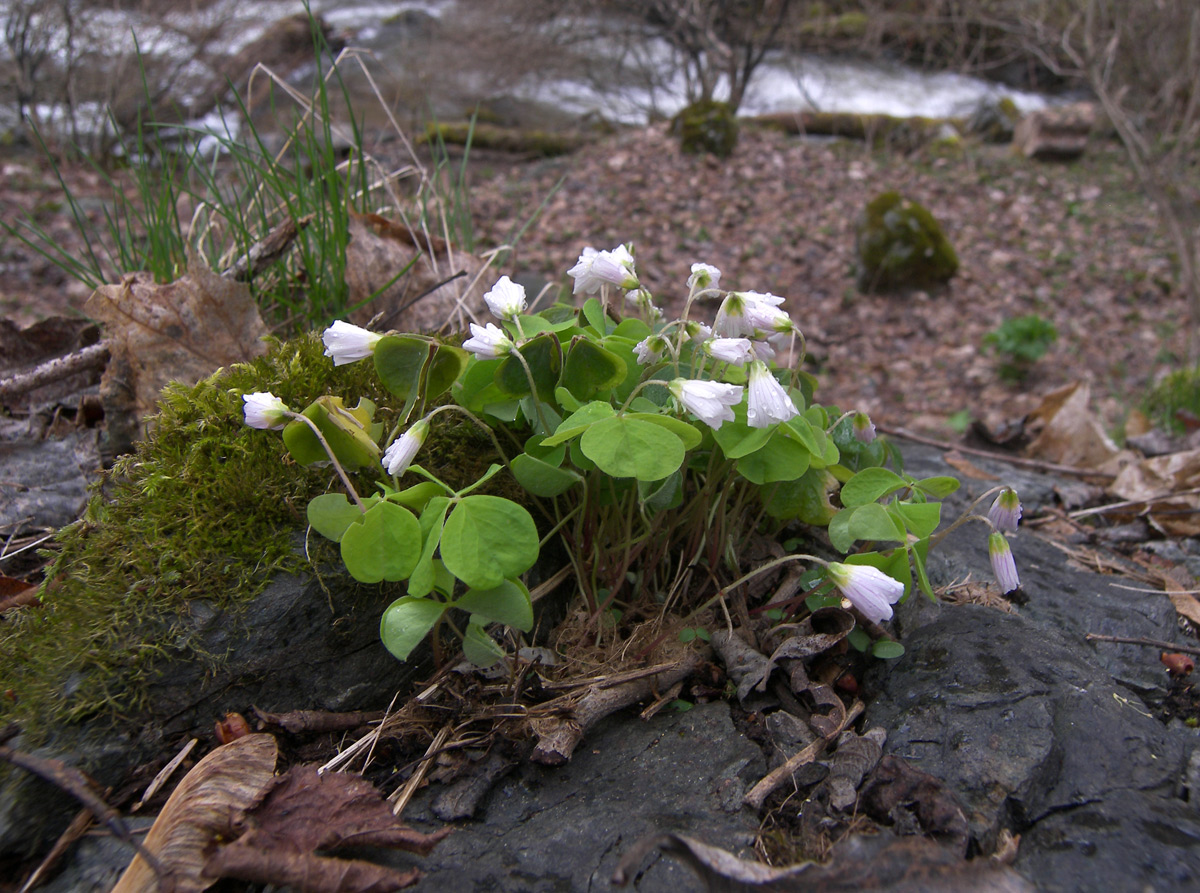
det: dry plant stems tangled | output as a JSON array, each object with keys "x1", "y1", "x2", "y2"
[{"x1": 244, "y1": 247, "x2": 1024, "y2": 669}]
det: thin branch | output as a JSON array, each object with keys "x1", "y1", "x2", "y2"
[{"x1": 1085, "y1": 632, "x2": 1200, "y2": 658}]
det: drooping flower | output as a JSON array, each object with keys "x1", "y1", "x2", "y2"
[
  {"x1": 669, "y1": 378, "x2": 743, "y2": 430},
  {"x1": 567, "y1": 247, "x2": 600, "y2": 294},
  {"x1": 988, "y1": 488, "x2": 1022, "y2": 533},
  {"x1": 853, "y1": 412, "x2": 877, "y2": 444},
  {"x1": 634, "y1": 334, "x2": 669, "y2": 365},
  {"x1": 243, "y1": 392, "x2": 290, "y2": 430},
  {"x1": 322, "y1": 320, "x2": 383, "y2": 366},
  {"x1": 383, "y1": 418, "x2": 430, "y2": 477},
  {"x1": 704, "y1": 337, "x2": 753, "y2": 366},
  {"x1": 713, "y1": 290, "x2": 787, "y2": 338},
  {"x1": 989, "y1": 533, "x2": 1020, "y2": 593},
  {"x1": 688, "y1": 262, "x2": 721, "y2": 291},
  {"x1": 827, "y1": 562, "x2": 905, "y2": 625},
  {"x1": 683, "y1": 321, "x2": 712, "y2": 342},
  {"x1": 746, "y1": 361, "x2": 799, "y2": 428},
  {"x1": 750, "y1": 339, "x2": 776, "y2": 362},
  {"x1": 483, "y1": 275, "x2": 527, "y2": 321},
  {"x1": 568, "y1": 244, "x2": 640, "y2": 294},
  {"x1": 462, "y1": 322, "x2": 514, "y2": 360}
]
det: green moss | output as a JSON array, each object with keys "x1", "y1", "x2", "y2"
[
  {"x1": 854, "y1": 191, "x2": 959, "y2": 292},
  {"x1": 671, "y1": 99, "x2": 739, "y2": 158},
  {"x1": 0, "y1": 332, "x2": 506, "y2": 736},
  {"x1": 423, "y1": 122, "x2": 583, "y2": 157}
]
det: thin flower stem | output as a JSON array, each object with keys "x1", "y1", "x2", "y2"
[
  {"x1": 507, "y1": 346, "x2": 554, "y2": 433},
  {"x1": 618, "y1": 378, "x2": 672, "y2": 414},
  {"x1": 681, "y1": 553, "x2": 828, "y2": 628},
  {"x1": 929, "y1": 486, "x2": 1007, "y2": 547},
  {"x1": 285, "y1": 411, "x2": 367, "y2": 512}
]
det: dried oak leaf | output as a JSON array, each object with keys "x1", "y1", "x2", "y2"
[
  {"x1": 113, "y1": 732, "x2": 278, "y2": 893},
  {"x1": 84, "y1": 253, "x2": 269, "y2": 437},
  {"x1": 204, "y1": 765, "x2": 450, "y2": 893},
  {"x1": 613, "y1": 831, "x2": 1035, "y2": 892}
]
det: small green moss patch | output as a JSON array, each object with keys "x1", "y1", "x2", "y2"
[{"x1": 0, "y1": 332, "x2": 506, "y2": 737}]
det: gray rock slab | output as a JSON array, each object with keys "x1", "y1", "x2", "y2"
[{"x1": 391, "y1": 701, "x2": 764, "y2": 892}]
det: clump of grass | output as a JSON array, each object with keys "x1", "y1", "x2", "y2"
[
  {"x1": 3, "y1": 15, "x2": 485, "y2": 334},
  {"x1": 983, "y1": 313, "x2": 1058, "y2": 382},
  {"x1": 1144, "y1": 365, "x2": 1200, "y2": 434}
]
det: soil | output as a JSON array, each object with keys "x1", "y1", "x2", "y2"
[{"x1": 0, "y1": 121, "x2": 1183, "y2": 440}]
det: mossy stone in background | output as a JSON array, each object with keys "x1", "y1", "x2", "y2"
[
  {"x1": 671, "y1": 99, "x2": 739, "y2": 158},
  {"x1": 853, "y1": 191, "x2": 959, "y2": 293}
]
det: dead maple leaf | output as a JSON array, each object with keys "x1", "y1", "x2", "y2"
[
  {"x1": 204, "y1": 764, "x2": 450, "y2": 893},
  {"x1": 84, "y1": 251, "x2": 269, "y2": 443},
  {"x1": 1024, "y1": 382, "x2": 1123, "y2": 470}
]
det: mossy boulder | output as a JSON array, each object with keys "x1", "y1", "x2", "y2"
[
  {"x1": 0, "y1": 332, "x2": 508, "y2": 857},
  {"x1": 854, "y1": 191, "x2": 959, "y2": 293},
  {"x1": 968, "y1": 95, "x2": 1021, "y2": 143},
  {"x1": 671, "y1": 99, "x2": 739, "y2": 158}
]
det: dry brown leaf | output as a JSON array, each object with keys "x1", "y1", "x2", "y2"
[
  {"x1": 613, "y1": 830, "x2": 1035, "y2": 892},
  {"x1": 942, "y1": 450, "x2": 1001, "y2": 481},
  {"x1": 203, "y1": 765, "x2": 450, "y2": 893},
  {"x1": 344, "y1": 212, "x2": 489, "y2": 333},
  {"x1": 84, "y1": 253, "x2": 269, "y2": 436},
  {"x1": 1025, "y1": 382, "x2": 1120, "y2": 469},
  {"x1": 112, "y1": 732, "x2": 278, "y2": 893},
  {"x1": 1109, "y1": 448, "x2": 1200, "y2": 537}
]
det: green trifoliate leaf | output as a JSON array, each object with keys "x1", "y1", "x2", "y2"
[
  {"x1": 839, "y1": 467, "x2": 908, "y2": 507},
  {"x1": 763, "y1": 468, "x2": 838, "y2": 525},
  {"x1": 561, "y1": 337, "x2": 627, "y2": 400},
  {"x1": 307, "y1": 493, "x2": 378, "y2": 542},
  {"x1": 462, "y1": 620, "x2": 507, "y2": 668},
  {"x1": 735, "y1": 433, "x2": 812, "y2": 485},
  {"x1": 580, "y1": 415, "x2": 686, "y2": 481},
  {"x1": 495, "y1": 331, "x2": 561, "y2": 401},
  {"x1": 894, "y1": 501, "x2": 942, "y2": 539},
  {"x1": 374, "y1": 335, "x2": 429, "y2": 400},
  {"x1": 913, "y1": 475, "x2": 960, "y2": 498},
  {"x1": 407, "y1": 497, "x2": 450, "y2": 598},
  {"x1": 379, "y1": 596, "x2": 446, "y2": 662},
  {"x1": 441, "y1": 495, "x2": 539, "y2": 590},
  {"x1": 340, "y1": 500, "x2": 421, "y2": 583},
  {"x1": 712, "y1": 419, "x2": 774, "y2": 459},
  {"x1": 282, "y1": 396, "x2": 381, "y2": 470},
  {"x1": 455, "y1": 578, "x2": 534, "y2": 631},
  {"x1": 828, "y1": 503, "x2": 906, "y2": 553},
  {"x1": 511, "y1": 453, "x2": 583, "y2": 497},
  {"x1": 871, "y1": 640, "x2": 906, "y2": 659},
  {"x1": 626, "y1": 412, "x2": 703, "y2": 450},
  {"x1": 542, "y1": 401, "x2": 616, "y2": 447}
]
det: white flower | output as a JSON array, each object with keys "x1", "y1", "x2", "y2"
[
  {"x1": 853, "y1": 412, "x2": 877, "y2": 444},
  {"x1": 987, "y1": 488, "x2": 1022, "y2": 533},
  {"x1": 483, "y1": 275, "x2": 527, "y2": 321},
  {"x1": 669, "y1": 378, "x2": 743, "y2": 430},
  {"x1": 704, "y1": 337, "x2": 753, "y2": 366},
  {"x1": 713, "y1": 290, "x2": 786, "y2": 338},
  {"x1": 586, "y1": 245, "x2": 640, "y2": 293},
  {"x1": 827, "y1": 562, "x2": 905, "y2": 625},
  {"x1": 568, "y1": 247, "x2": 601, "y2": 295},
  {"x1": 462, "y1": 322, "x2": 514, "y2": 360},
  {"x1": 683, "y1": 321, "x2": 713, "y2": 342},
  {"x1": 688, "y1": 263, "x2": 721, "y2": 291},
  {"x1": 243, "y1": 392, "x2": 290, "y2": 430},
  {"x1": 746, "y1": 361, "x2": 799, "y2": 428},
  {"x1": 634, "y1": 334, "x2": 669, "y2": 365},
  {"x1": 750, "y1": 339, "x2": 776, "y2": 362},
  {"x1": 383, "y1": 418, "x2": 429, "y2": 476},
  {"x1": 989, "y1": 533, "x2": 1020, "y2": 593},
  {"x1": 322, "y1": 320, "x2": 383, "y2": 366}
]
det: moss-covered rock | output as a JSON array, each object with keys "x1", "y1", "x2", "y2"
[
  {"x1": 854, "y1": 191, "x2": 959, "y2": 293},
  {"x1": 671, "y1": 99, "x2": 739, "y2": 158},
  {"x1": 968, "y1": 95, "x2": 1022, "y2": 143}
]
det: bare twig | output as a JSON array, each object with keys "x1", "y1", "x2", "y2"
[
  {"x1": 878, "y1": 425, "x2": 1117, "y2": 481},
  {"x1": 1085, "y1": 632, "x2": 1200, "y2": 658},
  {"x1": 0, "y1": 342, "x2": 110, "y2": 403}
]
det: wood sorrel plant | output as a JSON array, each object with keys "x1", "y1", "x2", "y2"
[{"x1": 243, "y1": 244, "x2": 1021, "y2": 666}]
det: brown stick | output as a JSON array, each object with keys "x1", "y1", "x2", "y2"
[
  {"x1": 743, "y1": 700, "x2": 864, "y2": 810},
  {"x1": 1085, "y1": 632, "x2": 1200, "y2": 658},
  {"x1": 878, "y1": 425, "x2": 1117, "y2": 481},
  {"x1": 0, "y1": 342, "x2": 110, "y2": 402},
  {"x1": 221, "y1": 213, "x2": 314, "y2": 281}
]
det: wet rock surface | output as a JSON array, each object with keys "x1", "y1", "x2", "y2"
[{"x1": 9, "y1": 443, "x2": 1200, "y2": 891}]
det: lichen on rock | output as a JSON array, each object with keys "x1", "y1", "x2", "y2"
[{"x1": 671, "y1": 99, "x2": 739, "y2": 158}]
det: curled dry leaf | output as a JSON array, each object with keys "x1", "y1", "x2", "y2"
[
  {"x1": 613, "y1": 831, "x2": 1036, "y2": 892},
  {"x1": 821, "y1": 728, "x2": 886, "y2": 811},
  {"x1": 112, "y1": 732, "x2": 278, "y2": 893},
  {"x1": 1024, "y1": 382, "x2": 1124, "y2": 470},
  {"x1": 859, "y1": 755, "x2": 971, "y2": 856},
  {"x1": 710, "y1": 628, "x2": 772, "y2": 702},
  {"x1": 1161, "y1": 652, "x2": 1195, "y2": 677},
  {"x1": 214, "y1": 712, "x2": 252, "y2": 744}
]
